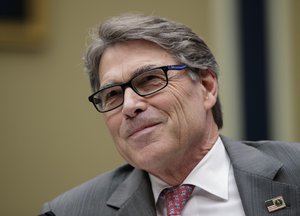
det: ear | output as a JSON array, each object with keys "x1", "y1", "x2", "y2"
[{"x1": 200, "y1": 69, "x2": 218, "y2": 110}]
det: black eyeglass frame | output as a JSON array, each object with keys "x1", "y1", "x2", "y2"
[{"x1": 88, "y1": 64, "x2": 188, "y2": 113}]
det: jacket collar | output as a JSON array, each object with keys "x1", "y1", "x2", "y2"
[{"x1": 106, "y1": 167, "x2": 156, "y2": 216}]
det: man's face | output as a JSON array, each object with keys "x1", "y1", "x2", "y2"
[{"x1": 98, "y1": 40, "x2": 217, "y2": 173}]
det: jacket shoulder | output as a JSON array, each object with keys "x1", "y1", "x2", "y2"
[
  {"x1": 238, "y1": 139, "x2": 300, "y2": 184},
  {"x1": 243, "y1": 139, "x2": 300, "y2": 160},
  {"x1": 42, "y1": 164, "x2": 134, "y2": 215}
]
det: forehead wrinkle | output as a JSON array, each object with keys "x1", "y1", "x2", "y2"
[{"x1": 98, "y1": 63, "x2": 125, "y2": 88}]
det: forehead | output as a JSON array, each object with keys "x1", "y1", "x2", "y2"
[{"x1": 98, "y1": 40, "x2": 177, "y2": 85}]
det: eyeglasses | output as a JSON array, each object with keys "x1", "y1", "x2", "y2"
[{"x1": 88, "y1": 64, "x2": 188, "y2": 113}]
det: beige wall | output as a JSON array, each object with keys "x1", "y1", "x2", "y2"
[
  {"x1": 291, "y1": 0, "x2": 300, "y2": 141},
  {"x1": 0, "y1": 1, "x2": 213, "y2": 215},
  {"x1": 0, "y1": 0, "x2": 299, "y2": 215}
]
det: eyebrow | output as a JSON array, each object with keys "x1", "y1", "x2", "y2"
[
  {"x1": 129, "y1": 64, "x2": 157, "y2": 79},
  {"x1": 100, "y1": 64, "x2": 158, "y2": 90}
]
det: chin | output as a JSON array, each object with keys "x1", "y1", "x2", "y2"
[
  {"x1": 121, "y1": 139, "x2": 171, "y2": 170},
  {"x1": 132, "y1": 152, "x2": 166, "y2": 172}
]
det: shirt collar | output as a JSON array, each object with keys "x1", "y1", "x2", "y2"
[{"x1": 149, "y1": 137, "x2": 230, "y2": 203}]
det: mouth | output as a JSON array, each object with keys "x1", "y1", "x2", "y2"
[{"x1": 127, "y1": 122, "x2": 161, "y2": 138}]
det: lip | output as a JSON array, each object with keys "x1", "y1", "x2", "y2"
[{"x1": 128, "y1": 122, "x2": 160, "y2": 138}]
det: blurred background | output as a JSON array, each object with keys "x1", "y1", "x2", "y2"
[{"x1": 0, "y1": 0, "x2": 299, "y2": 215}]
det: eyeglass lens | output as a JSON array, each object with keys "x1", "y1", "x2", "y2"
[{"x1": 92, "y1": 68, "x2": 167, "y2": 112}]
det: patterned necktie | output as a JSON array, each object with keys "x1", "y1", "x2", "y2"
[{"x1": 160, "y1": 184, "x2": 195, "y2": 216}]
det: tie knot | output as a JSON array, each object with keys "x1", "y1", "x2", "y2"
[{"x1": 160, "y1": 184, "x2": 194, "y2": 216}]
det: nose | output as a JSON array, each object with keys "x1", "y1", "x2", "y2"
[{"x1": 122, "y1": 88, "x2": 147, "y2": 118}]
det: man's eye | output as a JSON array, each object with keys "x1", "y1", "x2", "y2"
[
  {"x1": 106, "y1": 89, "x2": 122, "y2": 99},
  {"x1": 144, "y1": 75, "x2": 161, "y2": 81},
  {"x1": 141, "y1": 72, "x2": 165, "y2": 82},
  {"x1": 107, "y1": 90, "x2": 119, "y2": 97}
]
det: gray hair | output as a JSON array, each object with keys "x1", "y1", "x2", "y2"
[{"x1": 84, "y1": 13, "x2": 223, "y2": 128}]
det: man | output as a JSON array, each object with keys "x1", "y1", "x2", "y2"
[{"x1": 40, "y1": 14, "x2": 300, "y2": 216}]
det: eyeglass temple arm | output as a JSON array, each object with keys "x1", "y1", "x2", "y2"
[{"x1": 167, "y1": 65, "x2": 188, "y2": 70}]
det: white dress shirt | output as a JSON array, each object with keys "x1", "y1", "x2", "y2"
[{"x1": 149, "y1": 137, "x2": 246, "y2": 216}]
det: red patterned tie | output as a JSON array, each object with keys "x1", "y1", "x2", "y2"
[{"x1": 160, "y1": 184, "x2": 195, "y2": 216}]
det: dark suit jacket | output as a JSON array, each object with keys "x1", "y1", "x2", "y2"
[{"x1": 41, "y1": 136, "x2": 300, "y2": 215}]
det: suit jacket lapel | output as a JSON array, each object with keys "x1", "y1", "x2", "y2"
[
  {"x1": 106, "y1": 168, "x2": 156, "y2": 216},
  {"x1": 222, "y1": 136, "x2": 300, "y2": 216}
]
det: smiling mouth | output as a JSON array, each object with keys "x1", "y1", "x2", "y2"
[{"x1": 128, "y1": 123, "x2": 160, "y2": 138}]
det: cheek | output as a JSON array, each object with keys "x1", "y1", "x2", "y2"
[
  {"x1": 163, "y1": 83, "x2": 204, "y2": 114},
  {"x1": 162, "y1": 83, "x2": 206, "y2": 129},
  {"x1": 154, "y1": 88, "x2": 191, "y2": 133},
  {"x1": 104, "y1": 114, "x2": 121, "y2": 139}
]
